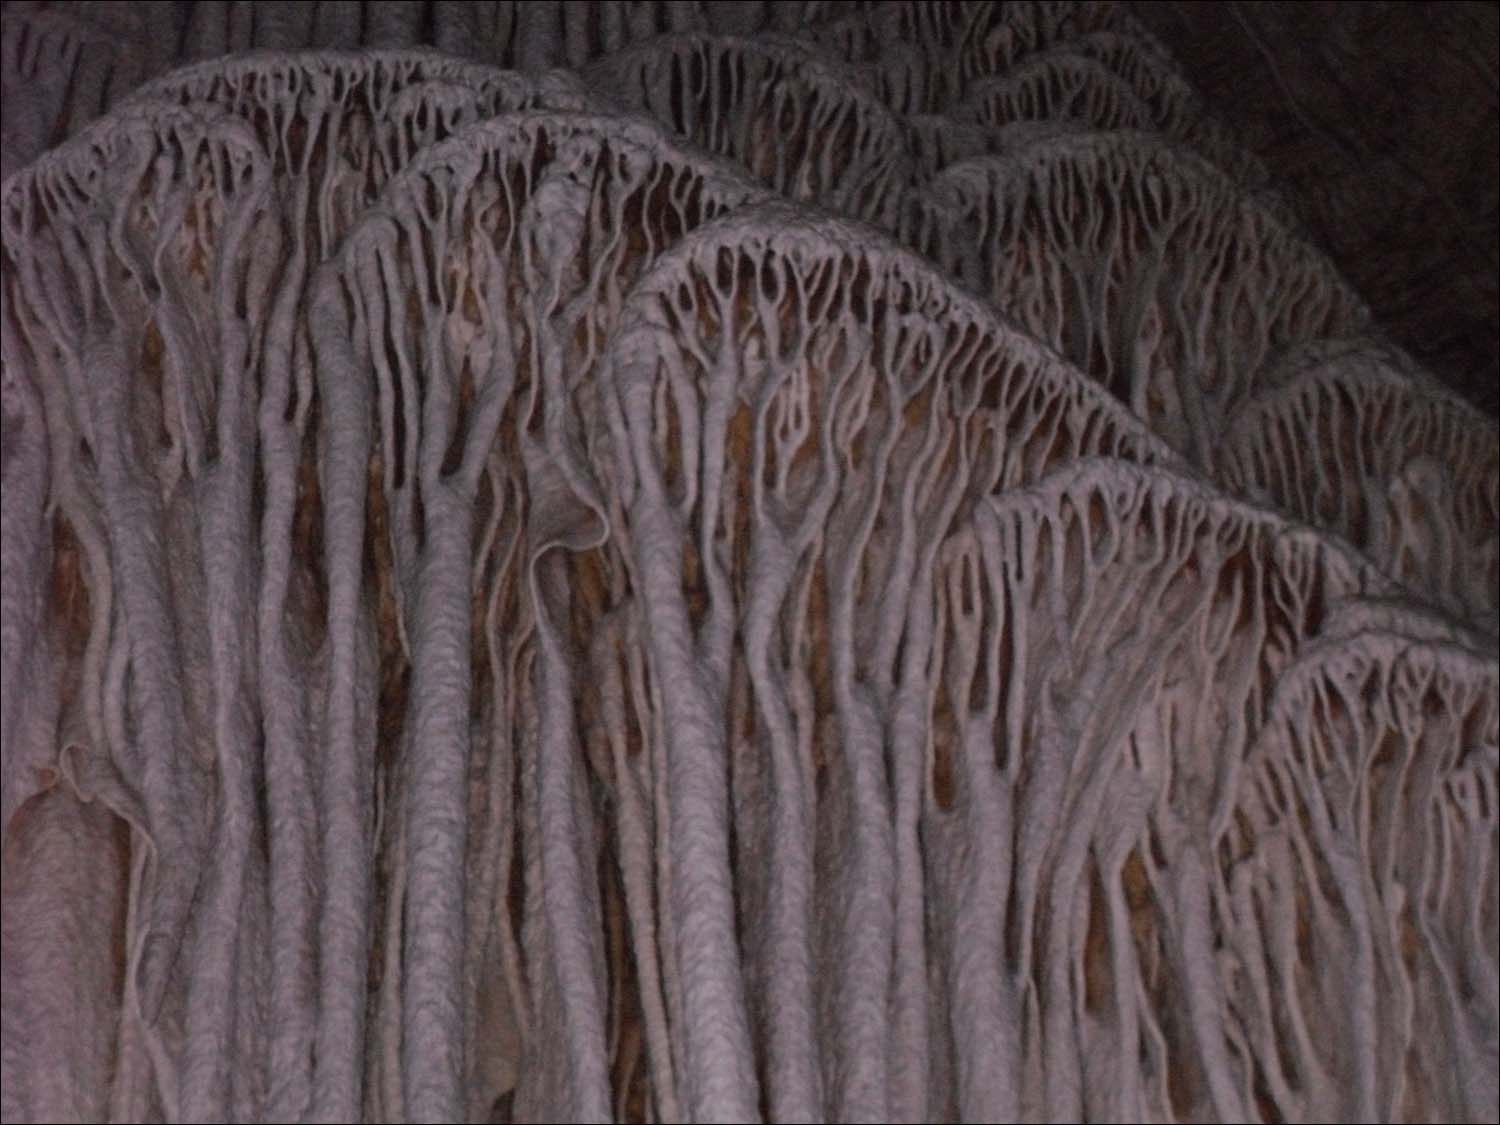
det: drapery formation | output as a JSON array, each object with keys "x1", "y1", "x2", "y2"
[{"x1": 1, "y1": 3, "x2": 1495, "y2": 1123}]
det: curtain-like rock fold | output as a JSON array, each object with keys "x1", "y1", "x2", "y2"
[{"x1": 1, "y1": 3, "x2": 1494, "y2": 1123}]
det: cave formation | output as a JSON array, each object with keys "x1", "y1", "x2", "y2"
[{"x1": 1, "y1": 3, "x2": 1496, "y2": 1123}]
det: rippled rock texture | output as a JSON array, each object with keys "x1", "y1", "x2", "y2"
[{"x1": 1, "y1": 3, "x2": 1495, "y2": 1122}]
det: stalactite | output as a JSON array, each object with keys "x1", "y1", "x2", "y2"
[
  {"x1": 1, "y1": 2, "x2": 1494, "y2": 1123},
  {"x1": 1221, "y1": 337, "x2": 1500, "y2": 624},
  {"x1": 605, "y1": 206, "x2": 1175, "y2": 1120},
  {"x1": 1226, "y1": 628, "x2": 1497, "y2": 1121},
  {"x1": 589, "y1": 34, "x2": 908, "y2": 227},
  {"x1": 320, "y1": 112, "x2": 770, "y2": 1121},
  {"x1": 961, "y1": 53, "x2": 1160, "y2": 137},
  {"x1": 906, "y1": 130, "x2": 1369, "y2": 465},
  {"x1": 965, "y1": 458, "x2": 1392, "y2": 1120},
  {"x1": 1048, "y1": 30, "x2": 1267, "y2": 186},
  {"x1": 957, "y1": 0, "x2": 1139, "y2": 93}
]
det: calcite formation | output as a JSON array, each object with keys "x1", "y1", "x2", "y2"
[{"x1": 1, "y1": 3, "x2": 1495, "y2": 1122}]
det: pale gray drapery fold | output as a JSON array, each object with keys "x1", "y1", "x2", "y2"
[{"x1": 2, "y1": 3, "x2": 1495, "y2": 1122}]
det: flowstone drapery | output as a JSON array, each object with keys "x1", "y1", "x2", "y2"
[
  {"x1": 604, "y1": 206, "x2": 1171, "y2": 1123},
  {"x1": 961, "y1": 53, "x2": 1159, "y2": 135},
  {"x1": 954, "y1": 0, "x2": 1137, "y2": 98},
  {"x1": 2, "y1": 3, "x2": 1496, "y2": 1123},
  {"x1": 1221, "y1": 338, "x2": 1500, "y2": 626},
  {"x1": 904, "y1": 129, "x2": 1368, "y2": 465},
  {"x1": 320, "y1": 110, "x2": 769, "y2": 1122},
  {"x1": 955, "y1": 45, "x2": 1258, "y2": 189},
  {"x1": 1032, "y1": 32, "x2": 1264, "y2": 186},
  {"x1": 963, "y1": 458, "x2": 1393, "y2": 1122},
  {"x1": 588, "y1": 34, "x2": 909, "y2": 227},
  {"x1": 1227, "y1": 629, "x2": 1498, "y2": 1122}
]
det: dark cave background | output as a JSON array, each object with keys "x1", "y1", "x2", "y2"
[{"x1": 1137, "y1": 1, "x2": 1499, "y2": 417}]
